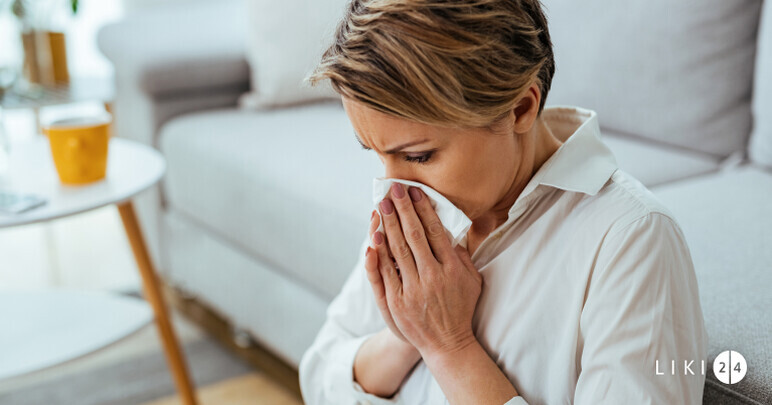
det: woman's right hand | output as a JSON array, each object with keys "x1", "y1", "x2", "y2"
[
  {"x1": 352, "y1": 211, "x2": 422, "y2": 398},
  {"x1": 366, "y1": 209, "x2": 412, "y2": 345}
]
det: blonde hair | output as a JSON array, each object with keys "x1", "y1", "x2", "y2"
[{"x1": 306, "y1": 0, "x2": 555, "y2": 128}]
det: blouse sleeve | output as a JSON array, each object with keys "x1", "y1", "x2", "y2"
[
  {"x1": 573, "y1": 212, "x2": 709, "y2": 404},
  {"x1": 299, "y1": 235, "x2": 405, "y2": 405},
  {"x1": 503, "y1": 396, "x2": 530, "y2": 404}
]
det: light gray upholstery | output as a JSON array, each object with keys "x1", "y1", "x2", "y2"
[
  {"x1": 749, "y1": 0, "x2": 772, "y2": 168},
  {"x1": 158, "y1": 103, "x2": 381, "y2": 300},
  {"x1": 162, "y1": 208, "x2": 328, "y2": 368},
  {"x1": 600, "y1": 131, "x2": 721, "y2": 187},
  {"x1": 543, "y1": 0, "x2": 762, "y2": 158},
  {"x1": 652, "y1": 165, "x2": 772, "y2": 405}
]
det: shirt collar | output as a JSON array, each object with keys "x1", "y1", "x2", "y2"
[{"x1": 511, "y1": 105, "x2": 619, "y2": 214}]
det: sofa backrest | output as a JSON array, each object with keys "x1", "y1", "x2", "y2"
[
  {"x1": 749, "y1": 0, "x2": 772, "y2": 168},
  {"x1": 542, "y1": 0, "x2": 763, "y2": 159}
]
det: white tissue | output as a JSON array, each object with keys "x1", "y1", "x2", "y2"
[{"x1": 371, "y1": 178, "x2": 473, "y2": 250}]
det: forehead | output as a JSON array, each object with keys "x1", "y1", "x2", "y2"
[{"x1": 342, "y1": 97, "x2": 440, "y2": 145}]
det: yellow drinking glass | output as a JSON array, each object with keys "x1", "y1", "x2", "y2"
[{"x1": 43, "y1": 114, "x2": 112, "y2": 185}]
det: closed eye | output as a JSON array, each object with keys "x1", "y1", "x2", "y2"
[{"x1": 404, "y1": 150, "x2": 435, "y2": 164}]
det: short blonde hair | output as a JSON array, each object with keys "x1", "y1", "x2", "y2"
[{"x1": 307, "y1": 0, "x2": 555, "y2": 128}]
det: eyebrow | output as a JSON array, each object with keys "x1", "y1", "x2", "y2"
[{"x1": 354, "y1": 131, "x2": 431, "y2": 154}]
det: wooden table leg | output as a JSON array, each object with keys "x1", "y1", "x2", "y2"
[{"x1": 117, "y1": 200, "x2": 198, "y2": 405}]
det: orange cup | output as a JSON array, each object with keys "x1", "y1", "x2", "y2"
[{"x1": 43, "y1": 114, "x2": 112, "y2": 185}]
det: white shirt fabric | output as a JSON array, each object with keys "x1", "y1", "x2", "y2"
[{"x1": 299, "y1": 105, "x2": 709, "y2": 405}]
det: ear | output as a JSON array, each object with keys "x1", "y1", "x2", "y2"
[{"x1": 511, "y1": 82, "x2": 542, "y2": 135}]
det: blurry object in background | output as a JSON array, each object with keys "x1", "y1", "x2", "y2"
[
  {"x1": 42, "y1": 113, "x2": 111, "y2": 185},
  {"x1": 0, "y1": 77, "x2": 114, "y2": 137},
  {"x1": 0, "y1": 190, "x2": 47, "y2": 214},
  {"x1": 11, "y1": 0, "x2": 79, "y2": 86},
  {"x1": 0, "y1": 107, "x2": 9, "y2": 180},
  {"x1": 21, "y1": 30, "x2": 69, "y2": 85},
  {"x1": 238, "y1": 0, "x2": 345, "y2": 109},
  {"x1": 0, "y1": 76, "x2": 112, "y2": 110},
  {"x1": 0, "y1": 0, "x2": 23, "y2": 97}
]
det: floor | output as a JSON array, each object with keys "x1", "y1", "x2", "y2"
[
  {"x1": 0, "y1": 292, "x2": 303, "y2": 404},
  {"x1": 145, "y1": 373, "x2": 302, "y2": 405},
  {"x1": 0, "y1": 301, "x2": 203, "y2": 395}
]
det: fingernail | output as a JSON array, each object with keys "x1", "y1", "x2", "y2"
[
  {"x1": 391, "y1": 183, "x2": 406, "y2": 199},
  {"x1": 373, "y1": 231, "x2": 384, "y2": 245},
  {"x1": 380, "y1": 198, "x2": 394, "y2": 215},
  {"x1": 408, "y1": 186, "x2": 422, "y2": 202},
  {"x1": 371, "y1": 210, "x2": 375, "y2": 220}
]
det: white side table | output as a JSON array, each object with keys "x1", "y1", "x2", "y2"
[{"x1": 0, "y1": 136, "x2": 198, "y2": 404}]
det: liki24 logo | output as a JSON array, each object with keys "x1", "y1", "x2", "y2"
[{"x1": 655, "y1": 350, "x2": 747, "y2": 384}]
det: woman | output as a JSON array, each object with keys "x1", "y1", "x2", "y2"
[{"x1": 299, "y1": 1, "x2": 708, "y2": 404}]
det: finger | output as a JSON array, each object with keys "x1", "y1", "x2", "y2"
[
  {"x1": 368, "y1": 209, "x2": 380, "y2": 237},
  {"x1": 388, "y1": 183, "x2": 436, "y2": 270},
  {"x1": 379, "y1": 196, "x2": 419, "y2": 288},
  {"x1": 373, "y1": 230, "x2": 403, "y2": 300},
  {"x1": 364, "y1": 247, "x2": 386, "y2": 302},
  {"x1": 454, "y1": 244, "x2": 481, "y2": 281},
  {"x1": 408, "y1": 187, "x2": 455, "y2": 264},
  {"x1": 365, "y1": 247, "x2": 399, "y2": 328}
]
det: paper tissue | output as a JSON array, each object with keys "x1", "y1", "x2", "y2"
[{"x1": 371, "y1": 178, "x2": 472, "y2": 250}]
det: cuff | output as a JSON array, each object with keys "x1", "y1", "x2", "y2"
[
  {"x1": 329, "y1": 331, "x2": 403, "y2": 404},
  {"x1": 504, "y1": 396, "x2": 529, "y2": 405}
]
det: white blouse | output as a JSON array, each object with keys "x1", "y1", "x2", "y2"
[{"x1": 299, "y1": 105, "x2": 709, "y2": 405}]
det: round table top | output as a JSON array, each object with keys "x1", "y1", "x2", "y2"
[{"x1": 0, "y1": 136, "x2": 165, "y2": 228}]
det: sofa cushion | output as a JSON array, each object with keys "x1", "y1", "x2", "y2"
[
  {"x1": 599, "y1": 130, "x2": 721, "y2": 187},
  {"x1": 162, "y1": 208, "x2": 330, "y2": 367},
  {"x1": 543, "y1": 0, "x2": 762, "y2": 158},
  {"x1": 238, "y1": 0, "x2": 348, "y2": 109},
  {"x1": 749, "y1": 0, "x2": 772, "y2": 168},
  {"x1": 159, "y1": 102, "x2": 380, "y2": 300},
  {"x1": 651, "y1": 165, "x2": 772, "y2": 405}
]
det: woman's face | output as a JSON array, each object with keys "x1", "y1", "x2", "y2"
[{"x1": 342, "y1": 96, "x2": 533, "y2": 223}]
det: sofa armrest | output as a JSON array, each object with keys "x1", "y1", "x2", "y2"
[
  {"x1": 98, "y1": 0, "x2": 247, "y2": 98},
  {"x1": 95, "y1": 0, "x2": 249, "y2": 277},
  {"x1": 97, "y1": 0, "x2": 248, "y2": 148}
]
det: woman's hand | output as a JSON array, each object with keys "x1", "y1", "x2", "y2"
[
  {"x1": 366, "y1": 183, "x2": 483, "y2": 360},
  {"x1": 365, "y1": 207, "x2": 412, "y2": 345}
]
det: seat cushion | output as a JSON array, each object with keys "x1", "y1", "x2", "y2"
[
  {"x1": 159, "y1": 101, "x2": 381, "y2": 300},
  {"x1": 651, "y1": 165, "x2": 772, "y2": 405},
  {"x1": 600, "y1": 130, "x2": 721, "y2": 187}
]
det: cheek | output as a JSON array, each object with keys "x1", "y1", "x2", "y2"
[
  {"x1": 431, "y1": 151, "x2": 498, "y2": 213},
  {"x1": 449, "y1": 141, "x2": 516, "y2": 213}
]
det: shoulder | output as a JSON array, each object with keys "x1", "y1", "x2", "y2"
[{"x1": 571, "y1": 168, "x2": 683, "y2": 239}]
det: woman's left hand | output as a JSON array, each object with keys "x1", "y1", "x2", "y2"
[{"x1": 368, "y1": 183, "x2": 483, "y2": 360}]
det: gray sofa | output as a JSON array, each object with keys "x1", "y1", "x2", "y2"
[{"x1": 98, "y1": 0, "x2": 772, "y2": 403}]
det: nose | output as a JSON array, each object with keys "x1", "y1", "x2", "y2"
[{"x1": 384, "y1": 162, "x2": 412, "y2": 181}]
